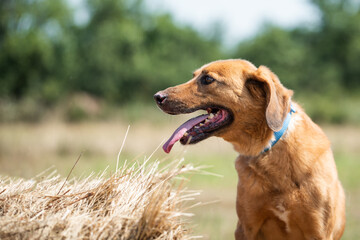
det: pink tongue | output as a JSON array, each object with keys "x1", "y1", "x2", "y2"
[{"x1": 163, "y1": 114, "x2": 208, "y2": 153}]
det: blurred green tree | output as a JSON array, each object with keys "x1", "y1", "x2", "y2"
[
  {"x1": 0, "y1": 0, "x2": 222, "y2": 105},
  {"x1": 311, "y1": 0, "x2": 360, "y2": 90},
  {"x1": 73, "y1": 0, "x2": 222, "y2": 103},
  {"x1": 233, "y1": 0, "x2": 360, "y2": 95},
  {"x1": 0, "y1": 0, "x2": 359, "y2": 123},
  {"x1": 0, "y1": 0, "x2": 77, "y2": 105}
]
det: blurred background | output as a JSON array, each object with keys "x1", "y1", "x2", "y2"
[{"x1": 0, "y1": 0, "x2": 359, "y2": 239}]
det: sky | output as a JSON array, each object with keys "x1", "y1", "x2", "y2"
[{"x1": 144, "y1": 0, "x2": 319, "y2": 46}]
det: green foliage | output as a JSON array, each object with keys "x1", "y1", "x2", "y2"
[
  {"x1": 234, "y1": 0, "x2": 360, "y2": 95},
  {"x1": 65, "y1": 104, "x2": 90, "y2": 122},
  {"x1": 0, "y1": 0, "x2": 222, "y2": 105},
  {"x1": 0, "y1": 0, "x2": 76, "y2": 104},
  {"x1": 0, "y1": 0, "x2": 360, "y2": 123}
]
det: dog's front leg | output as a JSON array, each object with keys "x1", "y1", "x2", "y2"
[{"x1": 235, "y1": 222, "x2": 248, "y2": 240}]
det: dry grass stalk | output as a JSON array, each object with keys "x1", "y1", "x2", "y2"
[{"x1": 0, "y1": 159, "x2": 201, "y2": 240}]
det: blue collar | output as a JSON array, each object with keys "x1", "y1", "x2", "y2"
[{"x1": 263, "y1": 104, "x2": 296, "y2": 153}]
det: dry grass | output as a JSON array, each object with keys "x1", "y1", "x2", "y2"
[
  {"x1": 0, "y1": 121, "x2": 359, "y2": 239},
  {"x1": 0, "y1": 158, "x2": 201, "y2": 240}
]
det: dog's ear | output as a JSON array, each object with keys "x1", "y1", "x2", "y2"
[{"x1": 247, "y1": 66, "x2": 293, "y2": 131}]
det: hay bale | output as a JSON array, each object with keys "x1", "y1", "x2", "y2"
[{"x1": 0, "y1": 160, "x2": 199, "y2": 239}]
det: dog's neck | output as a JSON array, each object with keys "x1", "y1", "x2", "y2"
[
  {"x1": 262, "y1": 104, "x2": 296, "y2": 153},
  {"x1": 228, "y1": 103, "x2": 296, "y2": 157}
]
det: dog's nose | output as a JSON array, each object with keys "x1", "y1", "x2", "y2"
[{"x1": 154, "y1": 92, "x2": 167, "y2": 105}]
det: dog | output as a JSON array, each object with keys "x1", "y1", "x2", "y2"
[{"x1": 154, "y1": 59, "x2": 345, "y2": 240}]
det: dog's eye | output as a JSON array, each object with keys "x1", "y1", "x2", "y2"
[{"x1": 201, "y1": 75, "x2": 215, "y2": 85}]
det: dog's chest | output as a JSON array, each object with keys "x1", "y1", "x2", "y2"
[
  {"x1": 270, "y1": 202, "x2": 291, "y2": 233},
  {"x1": 235, "y1": 158, "x2": 301, "y2": 238},
  {"x1": 237, "y1": 195, "x2": 301, "y2": 239}
]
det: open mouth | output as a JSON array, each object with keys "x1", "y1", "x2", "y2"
[{"x1": 163, "y1": 107, "x2": 233, "y2": 153}]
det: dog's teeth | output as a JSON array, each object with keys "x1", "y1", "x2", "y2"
[
  {"x1": 184, "y1": 132, "x2": 189, "y2": 136},
  {"x1": 205, "y1": 119, "x2": 210, "y2": 123},
  {"x1": 209, "y1": 113, "x2": 214, "y2": 119},
  {"x1": 199, "y1": 123, "x2": 204, "y2": 127}
]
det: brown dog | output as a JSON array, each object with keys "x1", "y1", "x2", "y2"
[{"x1": 154, "y1": 59, "x2": 345, "y2": 240}]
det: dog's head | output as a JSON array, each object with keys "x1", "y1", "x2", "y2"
[{"x1": 154, "y1": 59, "x2": 293, "y2": 155}]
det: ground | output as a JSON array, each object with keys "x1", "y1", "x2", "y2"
[{"x1": 0, "y1": 117, "x2": 359, "y2": 239}]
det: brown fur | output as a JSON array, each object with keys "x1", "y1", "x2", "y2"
[{"x1": 155, "y1": 59, "x2": 345, "y2": 239}]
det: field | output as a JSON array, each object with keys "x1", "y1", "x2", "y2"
[{"x1": 0, "y1": 114, "x2": 359, "y2": 239}]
